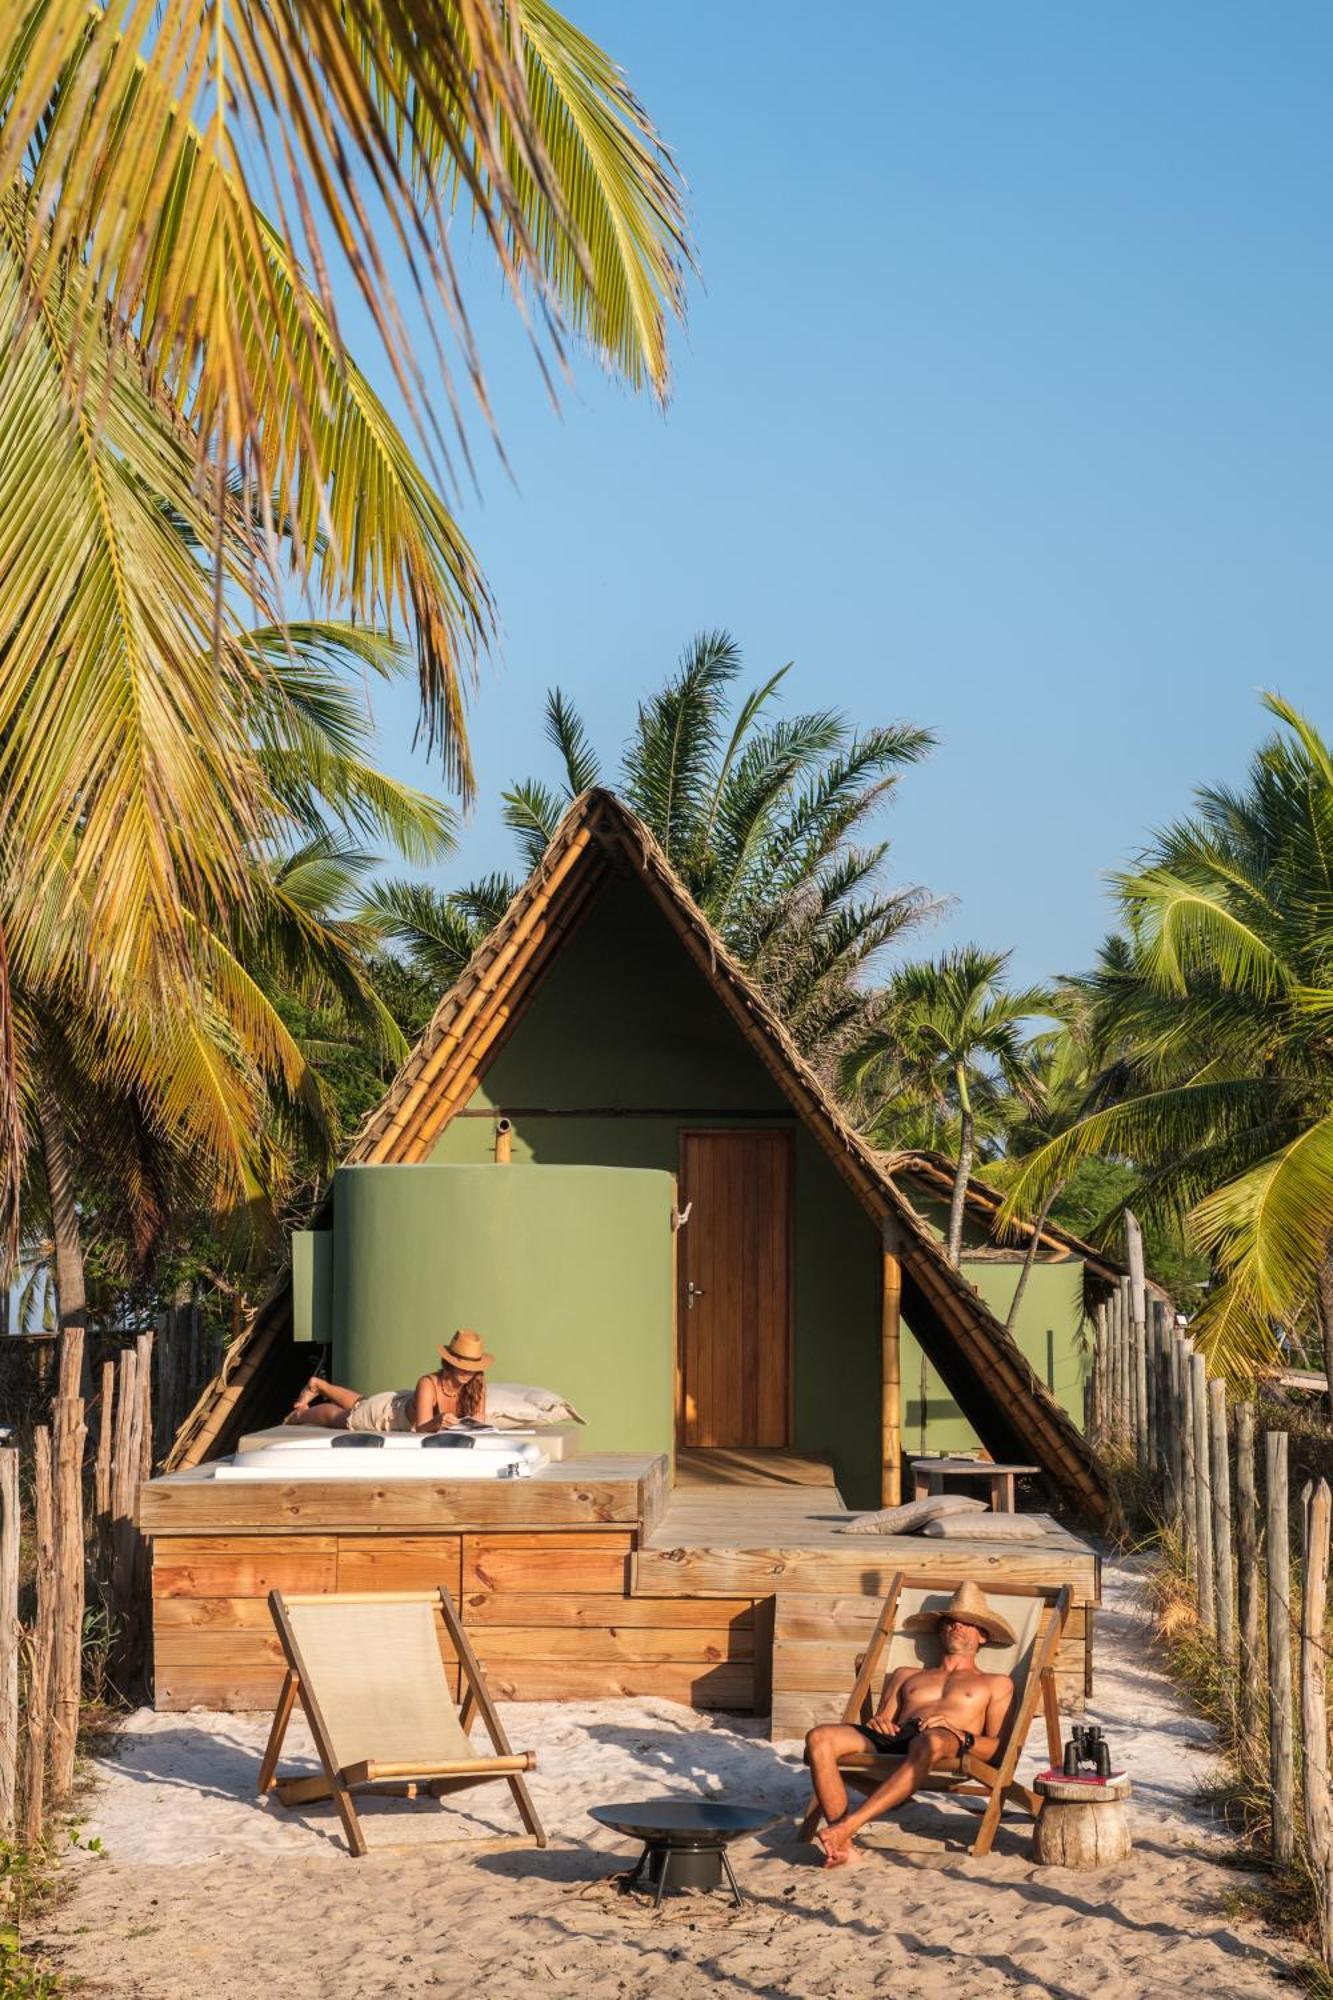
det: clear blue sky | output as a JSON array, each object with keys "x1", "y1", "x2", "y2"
[{"x1": 354, "y1": 0, "x2": 1331, "y2": 987}]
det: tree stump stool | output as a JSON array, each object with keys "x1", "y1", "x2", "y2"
[{"x1": 1032, "y1": 1774, "x2": 1132, "y2": 1869}]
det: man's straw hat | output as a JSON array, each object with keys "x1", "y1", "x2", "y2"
[
  {"x1": 438, "y1": 1328, "x2": 494, "y2": 1373},
  {"x1": 904, "y1": 1580, "x2": 1016, "y2": 1648}
]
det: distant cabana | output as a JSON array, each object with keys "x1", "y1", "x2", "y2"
[{"x1": 169, "y1": 789, "x2": 1114, "y2": 1528}]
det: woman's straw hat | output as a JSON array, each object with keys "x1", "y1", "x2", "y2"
[
  {"x1": 904, "y1": 1580, "x2": 1016, "y2": 1648},
  {"x1": 438, "y1": 1328, "x2": 494, "y2": 1373}
]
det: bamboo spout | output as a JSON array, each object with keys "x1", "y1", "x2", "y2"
[{"x1": 494, "y1": 1117, "x2": 513, "y2": 1164}]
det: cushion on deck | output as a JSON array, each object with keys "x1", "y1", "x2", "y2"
[
  {"x1": 485, "y1": 1382, "x2": 586, "y2": 1428},
  {"x1": 920, "y1": 1511, "x2": 1053, "y2": 1541},
  {"x1": 836, "y1": 1493, "x2": 988, "y2": 1536}
]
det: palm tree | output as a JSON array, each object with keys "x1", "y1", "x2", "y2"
[
  {"x1": 844, "y1": 948, "x2": 1051, "y2": 1265},
  {"x1": 0, "y1": 3, "x2": 688, "y2": 790},
  {"x1": 0, "y1": 5, "x2": 688, "y2": 1252},
  {"x1": 999, "y1": 695, "x2": 1333, "y2": 1390},
  {"x1": 374, "y1": 634, "x2": 937, "y2": 1069},
  {"x1": 12, "y1": 625, "x2": 456, "y2": 1322}
]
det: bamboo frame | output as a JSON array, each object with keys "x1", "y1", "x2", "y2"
[
  {"x1": 258, "y1": 1586, "x2": 545, "y2": 1859},
  {"x1": 881, "y1": 1235, "x2": 902, "y2": 1507},
  {"x1": 797, "y1": 1571, "x2": 1071, "y2": 1859}
]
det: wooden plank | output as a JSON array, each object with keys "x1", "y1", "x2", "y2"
[
  {"x1": 469, "y1": 1626, "x2": 754, "y2": 1664},
  {"x1": 138, "y1": 1462, "x2": 655, "y2": 1534},
  {"x1": 154, "y1": 1597, "x2": 282, "y2": 1631},
  {"x1": 461, "y1": 1592, "x2": 754, "y2": 1629},
  {"x1": 773, "y1": 1599, "x2": 1087, "y2": 1646},
  {"x1": 634, "y1": 1542, "x2": 1099, "y2": 1604},
  {"x1": 463, "y1": 1544, "x2": 632, "y2": 1595},
  {"x1": 477, "y1": 1660, "x2": 752, "y2": 1707},
  {"x1": 152, "y1": 1537, "x2": 337, "y2": 1598},
  {"x1": 336, "y1": 1536, "x2": 463, "y2": 1594}
]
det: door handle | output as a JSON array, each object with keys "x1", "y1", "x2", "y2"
[{"x1": 686, "y1": 1281, "x2": 706, "y2": 1309}]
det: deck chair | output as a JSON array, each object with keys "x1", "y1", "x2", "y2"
[
  {"x1": 798, "y1": 1571, "x2": 1071, "y2": 1858},
  {"x1": 258, "y1": 1587, "x2": 546, "y2": 1858}
]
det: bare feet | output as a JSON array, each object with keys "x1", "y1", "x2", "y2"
[{"x1": 815, "y1": 1823, "x2": 858, "y2": 1868}]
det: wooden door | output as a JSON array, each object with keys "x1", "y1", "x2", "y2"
[{"x1": 677, "y1": 1130, "x2": 792, "y2": 1448}]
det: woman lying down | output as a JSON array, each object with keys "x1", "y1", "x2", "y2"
[{"x1": 284, "y1": 1328, "x2": 492, "y2": 1433}]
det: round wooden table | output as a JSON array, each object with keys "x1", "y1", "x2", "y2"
[{"x1": 1032, "y1": 1772, "x2": 1132, "y2": 1868}]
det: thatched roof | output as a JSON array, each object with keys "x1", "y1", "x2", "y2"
[{"x1": 167, "y1": 790, "x2": 1114, "y2": 1525}]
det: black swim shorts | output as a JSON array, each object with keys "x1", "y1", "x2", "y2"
[{"x1": 851, "y1": 1723, "x2": 920, "y2": 1757}]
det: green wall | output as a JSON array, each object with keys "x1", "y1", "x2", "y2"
[
  {"x1": 900, "y1": 1258, "x2": 1089, "y2": 1456},
  {"x1": 331, "y1": 1163, "x2": 675, "y2": 1457}
]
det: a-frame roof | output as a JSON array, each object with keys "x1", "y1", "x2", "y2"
[{"x1": 169, "y1": 790, "x2": 1113, "y2": 1525}]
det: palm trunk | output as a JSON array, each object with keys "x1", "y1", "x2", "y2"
[
  {"x1": 1317, "y1": 1240, "x2": 1333, "y2": 1423},
  {"x1": 35, "y1": 1087, "x2": 86, "y2": 1332},
  {"x1": 1005, "y1": 1183, "x2": 1063, "y2": 1335},
  {"x1": 946, "y1": 1104, "x2": 974, "y2": 1268}
]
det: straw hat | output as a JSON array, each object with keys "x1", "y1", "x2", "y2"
[
  {"x1": 904, "y1": 1580, "x2": 1016, "y2": 1648},
  {"x1": 438, "y1": 1328, "x2": 494, "y2": 1373}
]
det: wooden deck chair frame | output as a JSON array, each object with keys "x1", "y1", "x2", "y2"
[
  {"x1": 798, "y1": 1571, "x2": 1071, "y2": 1859},
  {"x1": 257, "y1": 1587, "x2": 546, "y2": 1859}
]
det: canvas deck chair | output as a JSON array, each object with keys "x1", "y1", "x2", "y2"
[
  {"x1": 799, "y1": 1572, "x2": 1071, "y2": 1859},
  {"x1": 258, "y1": 1587, "x2": 546, "y2": 1858}
]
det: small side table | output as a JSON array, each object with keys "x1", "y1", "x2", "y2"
[
  {"x1": 1032, "y1": 1772, "x2": 1132, "y2": 1869},
  {"x1": 909, "y1": 1457, "x2": 1041, "y2": 1513}
]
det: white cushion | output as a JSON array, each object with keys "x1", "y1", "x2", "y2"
[
  {"x1": 836, "y1": 1493, "x2": 988, "y2": 1537},
  {"x1": 920, "y1": 1510, "x2": 1051, "y2": 1541},
  {"x1": 485, "y1": 1382, "x2": 586, "y2": 1428}
]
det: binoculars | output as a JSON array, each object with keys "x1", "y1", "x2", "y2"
[{"x1": 1062, "y1": 1724, "x2": 1112, "y2": 1778}]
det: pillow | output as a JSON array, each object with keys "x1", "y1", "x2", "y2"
[
  {"x1": 920, "y1": 1510, "x2": 1051, "y2": 1541},
  {"x1": 837, "y1": 1493, "x2": 988, "y2": 1537},
  {"x1": 484, "y1": 1382, "x2": 586, "y2": 1428}
]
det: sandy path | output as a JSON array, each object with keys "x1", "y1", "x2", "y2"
[{"x1": 36, "y1": 1557, "x2": 1296, "y2": 1999}]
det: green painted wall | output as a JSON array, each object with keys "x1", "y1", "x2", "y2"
[
  {"x1": 331, "y1": 1163, "x2": 675, "y2": 1457},
  {"x1": 900, "y1": 1258, "x2": 1089, "y2": 1456}
]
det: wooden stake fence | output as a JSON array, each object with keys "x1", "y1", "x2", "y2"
[
  {"x1": 1234, "y1": 1402, "x2": 1263, "y2": 1747},
  {"x1": 1266, "y1": 1429, "x2": 1295, "y2": 1869},
  {"x1": 0, "y1": 1445, "x2": 18, "y2": 1838},
  {"x1": 1208, "y1": 1378, "x2": 1235, "y2": 1665},
  {"x1": 50, "y1": 1327, "x2": 86, "y2": 1805},
  {"x1": 1301, "y1": 1479, "x2": 1333, "y2": 1967},
  {"x1": 22, "y1": 1427, "x2": 55, "y2": 1848}
]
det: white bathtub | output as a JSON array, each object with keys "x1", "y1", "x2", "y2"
[{"x1": 213, "y1": 1427, "x2": 549, "y2": 1481}]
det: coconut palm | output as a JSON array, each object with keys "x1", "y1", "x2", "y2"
[
  {"x1": 13, "y1": 624, "x2": 455, "y2": 1321},
  {"x1": 374, "y1": 634, "x2": 936, "y2": 1069},
  {"x1": 844, "y1": 949, "x2": 1052, "y2": 1266},
  {"x1": 999, "y1": 695, "x2": 1333, "y2": 1388},
  {"x1": 0, "y1": 1, "x2": 688, "y2": 788}
]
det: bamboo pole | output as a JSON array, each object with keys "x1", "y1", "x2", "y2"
[
  {"x1": 1178, "y1": 1339, "x2": 1198, "y2": 1578},
  {"x1": 1266, "y1": 1429, "x2": 1295, "y2": 1868},
  {"x1": 880, "y1": 1238, "x2": 903, "y2": 1507},
  {"x1": 1191, "y1": 1352, "x2": 1215, "y2": 1631},
  {"x1": 22, "y1": 1429, "x2": 55, "y2": 1847},
  {"x1": 0, "y1": 1445, "x2": 18, "y2": 1836},
  {"x1": 1208, "y1": 1377, "x2": 1235, "y2": 1664},
  {"x1": 1235, "y1": 1401, "x2": 1264, "y2": 1748},
  {"x1": 1301, "y1": 1479, "x2": 1333, "y2": 1967},
  {"x1": 50, "y1": 1327, "x2": 86, "y2": 1805}
]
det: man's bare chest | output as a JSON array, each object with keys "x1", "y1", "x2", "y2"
[{"x1": 897, "y1": 1668, "x2": 993, "y2": 1710}]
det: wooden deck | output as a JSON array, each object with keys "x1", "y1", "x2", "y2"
[{"x1": 138, "y1": 1451, "x2": 1099, "y2": 1730}]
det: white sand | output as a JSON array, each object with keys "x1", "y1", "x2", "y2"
[{"x1": 35, "y1": 1556, "x2": 1297, "y2": 1998}]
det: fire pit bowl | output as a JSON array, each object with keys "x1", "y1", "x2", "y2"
[{"x1": 588, "y1": 1799, "x2": 781, "y2": 1909}]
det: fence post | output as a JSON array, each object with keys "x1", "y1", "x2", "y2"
[
  {"x1": 22, "y1": 1426, "x2": 56, "y2": 1846},
  {"x1": 1208, "y1": 1378, "x2": 1235, "y2": 1665},
  {"x1": 1266, "y1": 1430, "x2": 1295, "y2": 1869},
  {"x1": 1179, "y1": 1339, "x2": 1198, "y2": 1577},
  {"x1": 1235, "y1": 1402, "x2": 1263, "y2": 1747},
  {"x1": 1166, "y1": 1328, "x2": 1184, "y2": 1527},
  {"x1": 1118, "y1": 1277, "x2": 1133, "y2": 1445},
  {"x1": 1125, "y1": 1214, "x2": 1148, "y2": 1452},
  {"x1": 50, "y1": 1326, "x2": 87, "y2": 1805},
  {"x1": 0, "y1": 1445, "x2": 18, "y2": 1837},
  {"x1": 1091, "y1": 1300, "x2": 1107, "y2": 1443},
  {"x1": 1301, "y1": 1479, "x2": 1333, "y2": 1967},
  {"x1": 1191, "y1": 1353, "x2": 1215, "y2": 1630}
]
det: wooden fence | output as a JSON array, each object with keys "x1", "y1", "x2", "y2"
[
  {"x1": 1088, "y1": 1229, "x2": 1333, "y2": 1964},
  {"x1": 0, "y1": 1306, "x2": 221, "y2": 1851}
]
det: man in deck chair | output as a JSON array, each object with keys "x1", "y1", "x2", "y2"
[{"x1": 804, "y1": 1581, "x2": 1016, "y2": 1866}]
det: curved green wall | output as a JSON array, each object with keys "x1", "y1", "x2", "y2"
[{"x1": 331, "y1": 1163, "x2": 676, "y2": 1457}]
